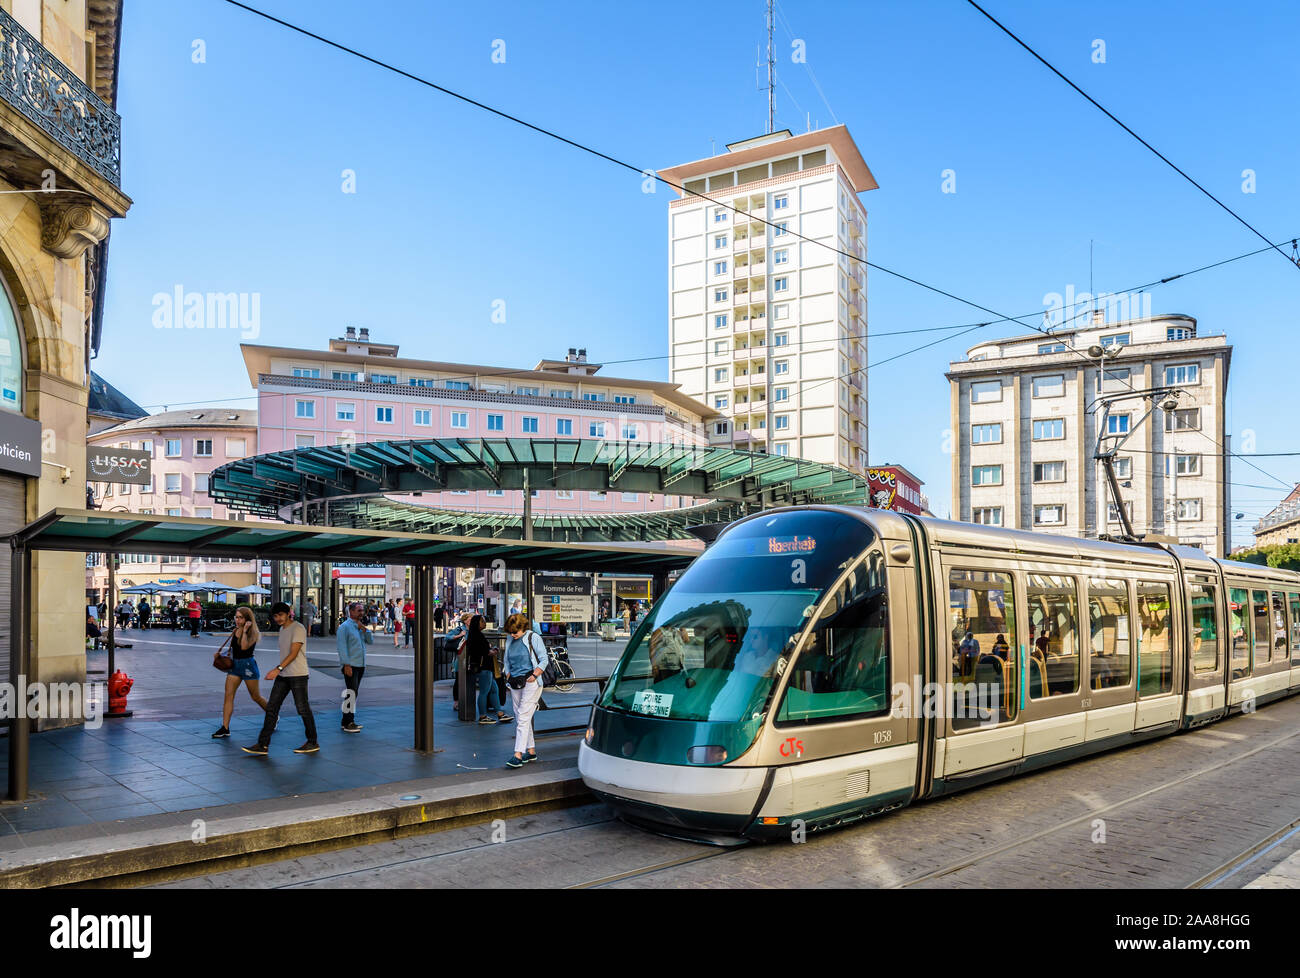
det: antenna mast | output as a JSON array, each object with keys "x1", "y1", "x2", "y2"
[{"x1": 766, "y1": 0, "x2": 775, "y2": 132}]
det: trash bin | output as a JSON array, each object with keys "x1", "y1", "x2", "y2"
[
  {"x1": 600, "y1": 620, "x2": 618, "y2": 642},
  {"x1": 434, "y1": 636, "x2": 451, "y2": 681}
]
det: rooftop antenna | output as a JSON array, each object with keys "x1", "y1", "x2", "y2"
[{"x1": 766, "y1": 0, "x2": 775, "y2": 132}]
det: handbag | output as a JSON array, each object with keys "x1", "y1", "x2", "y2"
[
  {"x1": 212, "y1": 633, "x2": 234, "y2": 672},
  {"x1": 526, "y1": 632, "x2": 559, "y2": 687}
]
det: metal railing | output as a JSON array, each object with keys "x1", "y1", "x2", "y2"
[{"x1": 0, "y1": 7, "x2": 121, "y2": 186}]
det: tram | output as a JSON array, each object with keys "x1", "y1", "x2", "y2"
[{"x1": 578, "y1": 506, "x2": 1300, "y2": 842}]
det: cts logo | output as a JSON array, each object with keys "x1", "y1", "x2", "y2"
[{"x1": 779, "y1": 737, "x2": 804, "y2": 757}]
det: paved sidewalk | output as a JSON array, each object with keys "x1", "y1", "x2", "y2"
[{"x1": 0, "y1": 627, "x2": 610, "y2": 840}]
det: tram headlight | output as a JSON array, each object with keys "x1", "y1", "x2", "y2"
[{"x1": 686, "y1": 745, "x2": 728, "y2": 765}]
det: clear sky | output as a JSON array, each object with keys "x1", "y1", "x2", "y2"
[{"x1": 95, "y1": 0, "x2": 1300, "y2": 547}]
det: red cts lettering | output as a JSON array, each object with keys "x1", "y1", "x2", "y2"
[{"x1": 779, "y1": 737, "x2": 804, "y2": 757}]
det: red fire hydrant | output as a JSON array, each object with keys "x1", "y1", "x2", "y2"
[{"x1": 108, "y1": 670, "x2": 133, "y2": 715}]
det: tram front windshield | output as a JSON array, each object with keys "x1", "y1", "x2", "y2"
[{"x1": 601, "y1": 511, "x2": 876, "y2": 723}]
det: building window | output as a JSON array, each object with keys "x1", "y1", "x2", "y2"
[
  {"x1": 971, "y1": 423, "x2": 1002, "y2": 444},
  {"x1": 295, "y1": 434, "x2": 315, "y2": 449},
  {"x1": 1033, "y1": 461, "x2": 1066, "y2": 483},
  {"x1": 715, "y1": 260, "x2": 728, "y2": 275},
  {"x1": 556, "y1": 418, "x2": 573, "y2": 436},
  {"x1": 968, "y1": 380, "x2": 1001, "y2": 404},
  {"x1": 1164, "y1": 363, "x2": 1200, "y2": 385},
  {"x1": 622, "y1": 424, "x2": 638, "y2": 439},
  {"x1": 449, "y1": 411, "x2": 467, "y2": 428},
  {"x1": 589, "y1": 421, "x2": 606, "y2": 437},
  {"x1": 369, "y1": 373, "x2": 397, "y2": 385},
  {"x1": 414, "y1": 409, "x2": 432, "y2": 426},
  {"x1": 295, "y1": 400, "x2": 315, "y2": 419},
  {"x1": 375, "y1": 406, "x2": 393, "y2": 423},
  {"x1": 1165, "y1": 408, "x2": 1201, "y2": 431},
  {"x1": 972, "y1": 507, "x2": 1003, "y2": 526},
  {"x1": 773, "y1": 194, "x2": 789, "y2": 210},
  {"x1": 335, "y1": 403, "x2": 355, "y2": 422},
  {"x1": 774, "y1": 387, "x2": 789, "y2": 401},
  {"x1": 291, "y1": 367, "x2": 320, "y2": 378},
  {"x1": 193, "y1": 473, "x2": 209, "y2": 494},
  {"x1": 164, "y1": 473, "x2": 182, "y2": 493},
  {"x1": 715, "y1": 314, "x2": 728, "y2": 330},
  {"x1": 774, "y1": 305, "x2": 790, "y2": 322},
  {"x1": 522, "y1": 417, "x2": 539, "y2": 433},
  {"x1": 1106, "y1": 414, "x2": 1130, "y2": 435},
  {"x1": 517, "y1": 386, "x2": 539, "y2": 396},
  {"x1": 165, "y1": 438, "x2": 182, "y2": 456},
  {"x1": 486, "y1": 489, "x2": 504, "y2": 497},
  {"x1": 715, "y1": 288, "x2": 728, "y2": 302},
  {"x1": 583, "y1": 392, "x2": 606, "y2": 401},
  {"x1": 1100, "y1": 366, "x2": 1131, "y2": 392},
  {"x1": 972, "y1": 465, "x2": 1003, "y2": 486},
  {"x1": 555, "y1": 490, "x2": 573, "y2": 500},
  {"x1": 487, "y1": 414, "x2": 504, "y2": 431},
  {"x1": 550, "y1": 390, "x2": 574, "y2": 399},
  {"x1": 166, "y1": 508, "x2": 182, "y2": 518},
  {"x1": 621, "y1": 492, "x2": 639, "y2": 502},
  {"x1": 773, "y1": 276, "x2": 789, "y2": 292},
  {"x1": 774, "y1": 221, "x2": 789, "y2": 236},
  {"x1": 714, "y1": 340, "x2": 728, "y2": 356},
  {"x1": 715, "y1": 234, "x2": 727, "y2": 249},
  {"x1": 1167, "y1": 326, "x2": 1195, "y2": 340},
  {"x1": 140, "y1": 477, "x2": 153, "y2": 495},
  {"x1": 1166, "y1": 453, "x2": 1201, "y2": 476},
  {"x1": 1107, "y1": 501, "x2": 1134, "y2": 523},
  {"x1": 715, "y1": 368, "x2": 728, "y2": 383},
  {"x1": 1114, "y1": 457, "x2": 1133, "y2": 479},
  {"x1": 714, "y1": 421, "x2": 729, "y2": 436},
  {"x1": 613, "y1": 395, "x2": 636, "y2": 404},
  {"x1": 774, "y1": 332, "x2": 789, "y2": 346},
  {"x1": 589, "y1": 491, "x2": 607, "y2": 501},
  {"x1": 408, "y1": 377, "x2": 436, "y2": 388},
  {"x1": 225, "y1": 437, "x2": 245, "y2": 458},
  {"x1": 775, "y1": 415, "x2": 790, "y2": 430},
  {"x1": 1033, "y1": 504, "x2": 1065, "y2": 526},
  {"x1": 1176, "y1": 499, "x2": 1202, "y2": 521},
  {"x1": 713, "y1": 207, "x2": 727, "y2": 223},
  {"x1": 775, "y1": 361, "x2": 789, "y2": 375},
  {"x1": 773, "y1": 443, "x2": 791, "y2": 456},
  {"x1": 1031, "y1": 375, "x2": 1065, "y2": 398},
  {"x1": 445, "y1": 380, "x2": 471, "y2": 391},
  {"x1": 334, "y1": 371, "x2": 360, "y2": 382},
  {"x1": 773, "y1": 248, "x2": 790, "y2": 265},
  {"x1": 194, "y1": 439, "x2": 212, "y2": 457},
  {"x1": 1100, "y1": 332, "x2": 1130, "y2": 347},
  {"x1": 1037, "y1": 342, "x2": 1066, "y2": 354}
]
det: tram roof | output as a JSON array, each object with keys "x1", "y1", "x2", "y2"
[{"x1": 9, "y1": 509, "x2": 700, "y2": 573}]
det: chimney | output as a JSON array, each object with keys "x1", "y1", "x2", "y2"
[
  {"x1": 345, "y1": 325, "x2": 357, "y2": 340},
  {"x1": 359, "y1": 327, "x2": 370, "y2": 342},
  {"x1": 577, "y1": 348, "x2": 587, "y2": 361},
  {"x1": 1091, "y1": 309, "x2": 1105, "y2": 326}
]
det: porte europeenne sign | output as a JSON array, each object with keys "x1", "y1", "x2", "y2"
[{"x1": 87, "y1": 446, "x2": 152, "y2": 485}]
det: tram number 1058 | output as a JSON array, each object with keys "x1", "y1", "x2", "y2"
[{"x1": 873, "y1": 730, "x2": 892, "y2": 745}]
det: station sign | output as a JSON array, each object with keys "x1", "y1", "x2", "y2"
[
  {"x1": 87, "y1": 445, "x2": 151, "y2": 485},
  {"x1": 0, "y1": 411, "x2": 41, "y2": 477},
  {"x1": 533, "y1": 575, "x2": 594, "y2": 623}
]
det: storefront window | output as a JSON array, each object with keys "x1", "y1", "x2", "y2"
[{"x1": 0, "y1": 284, "x2": 23, "y2": 412}]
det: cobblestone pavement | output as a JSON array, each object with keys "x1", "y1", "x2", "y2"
[{"x1": 161, "y1": 694, "x2": 1300, "y2": 889}]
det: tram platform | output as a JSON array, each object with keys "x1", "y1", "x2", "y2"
[{"x1": 0, "y1": 630, "x2": 601, "y2": 886}]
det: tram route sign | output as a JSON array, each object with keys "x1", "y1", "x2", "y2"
[
  {"x1": 533, "y1": 574, "x2": 594, "y2": 623},
  {"x1": 87, "y1": 445, "x2": 151, "y2": 485}
]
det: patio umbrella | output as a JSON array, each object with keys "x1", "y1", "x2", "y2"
[
  {"x1": 119, "y1": 583, "x2": 176, "y2": 595},
  {"x1": 234, "y1": 584, "x2": 271, "y2": 595}
]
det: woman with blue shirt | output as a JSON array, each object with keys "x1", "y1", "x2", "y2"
[{"x1": 502, "y1": 612, "x2": 548, "y2": 768}]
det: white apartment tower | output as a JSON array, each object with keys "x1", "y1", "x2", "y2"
[
  {"x1": 660, "y1": 126, "x2": 878, "y2": 474},
  {"x1": 947, "y1": 312, "x2": 1232, "y2": 557}
]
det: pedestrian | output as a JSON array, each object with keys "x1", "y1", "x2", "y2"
[
  {"x1": 384, "y1": 599, "x2": 396, "y2": 635},
  {"x1": 402, "y1": 596, "x2": 416, "y2": 647},
  {"x1": 336, "y1": 600, "x2": 370, "y2": 733},
  {"x1": 302, "y1": 596, "x2": 318, "y2": 638},
  {"x1": 433, "y1": 602, "x2": 446, "y2": 630},
  {"x1": 187, "y1": 595, "x2": 202, "y2": 638},
  {"x1": 165, "y1": 597, "x2": 179, "y2": 630},
  {"x1": 501, "y1": 612, "x2": 551, "y2": 768},
  {"x1": 242, "y1": 602, "x2": 318, "y2": 755},
  {"x1": 137, "y1": 597, "x2": 152, "y2": 630},
  {"x1": 212, "y1": 606, "x2": 269, "y2": 739},
  {"x1": 468, "y1": 614, "x2": 511, "y2": 725},
  {"x1": 97, "y1": 600, "x2": 107, "y2": 627},
  {"x1": 116, "y1": 599, "x2": 132, "y2": 630}
]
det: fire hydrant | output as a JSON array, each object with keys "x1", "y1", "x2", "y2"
[{"x1": 108, "y1": 670, "x2": 133, "y2": 715}]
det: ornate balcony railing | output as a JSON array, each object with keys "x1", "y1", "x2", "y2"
[{"x1": 0, "y1": 7, "x2": 120, "y2": 186}]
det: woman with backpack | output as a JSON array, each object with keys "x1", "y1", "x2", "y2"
[
  {"x1": 502, "y1": 612, "x2": 549, "y2": 768},
  {"x1": 467, "y1": 614, "x2": 511, "y2": 725}
]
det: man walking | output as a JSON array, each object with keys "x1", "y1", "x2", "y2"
[
  {"x1": 243, "y1": 602, "x2": 318, "y2": 755},
  {"x1": 336, "y1": 600, "x2": 370, "y2": 733},
  {"x1": 433, "y1": 602, "x2": 446, "y2": 631},
  {"x1": 402, "y1": 596, "x2": 416, "y2": 647},
  {"x1": 187, "y1": 595, "x2": 202, "y2": 638},
  {"x1": 302, "y1": 596, "x2": 318, "y2": 638}
]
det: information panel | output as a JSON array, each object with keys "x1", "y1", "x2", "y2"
[{"x1": 533, "y1": 575, "x2": 594, "y2": 623}]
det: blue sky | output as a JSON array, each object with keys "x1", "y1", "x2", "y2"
[{"x1": 96, "y1": 0, "x2": 1300, "y2": 546}]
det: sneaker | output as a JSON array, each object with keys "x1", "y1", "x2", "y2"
[
  {"x1": 342, "y1": 722, "x2": 362, "y2": 733},
  {"x1": 293, "y1": 742, "x2": 320, "y2": 754},
  {"x1": 496, "y1": 713, "x2": 513, "y2": 723},
  {"x1": 505, "y1": 755, "x2": 524, "y2": 769},
  {"x1": 523, "y1": 751, "x2": 537, "y2": 763},
  {"x1": 211, "y1": 726, "x2": 230, "y2": 739},
  {"x1": 241, "y1": 743, "x2": 268, "y2": 755},
  {"x1": 477, "y1": 715, "x2": 495, "y2": 724}
]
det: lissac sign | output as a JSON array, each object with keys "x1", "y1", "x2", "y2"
[{"x1": 87, "y1": 446, "x2": 152, "y2": 486}]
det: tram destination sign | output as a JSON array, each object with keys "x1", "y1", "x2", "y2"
[
  {"x1": 533, "y1": 574, "x2": 594, "y2": 623},
  {"x1": 87, "y1": 446, "x2": 152, "y2": 486}
]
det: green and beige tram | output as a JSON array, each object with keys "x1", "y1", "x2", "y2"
[{"x1": 578, "y1": 506, "x2": 1300, "y2": 842}]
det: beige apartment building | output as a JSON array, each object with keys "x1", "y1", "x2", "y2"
[
  {"x1": 1254, "y1": 485, "x2": 1300, "y2": 548},
  {"x1": 660, "y1": 125, "x2": 876, "y2": 474},
  {"x1": 947, "y1": 313, "x2": 1232, "y2": 556}
]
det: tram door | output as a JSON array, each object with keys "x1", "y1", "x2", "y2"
[
  {"x1": 1289, "y1": 591, "x2": 1300, "y2": 690},
  {"x1": 1133, "y1": 578, "x2": 1182, "y2": 729},
  {"x1": 1183, "y1": 574, "x2": 1225, "y2": 723},
  {"x1": 1018, "y1": 572, "x2": 1086, "y2": 757},
  {"x1": 940, "y1": 562, "x2": 1023, "y2": 777}
]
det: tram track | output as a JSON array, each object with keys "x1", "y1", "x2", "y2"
[
  {"x1": 893, "y1": 725, "x2": 1300, "y2": 889},
  {"x1": 1186, "y1": 816, "x2": 1300, "y2": 889}
]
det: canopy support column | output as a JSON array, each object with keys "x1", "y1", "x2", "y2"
[{"x1": 413, "y1": 564, "x2": 434, "y2": 754}]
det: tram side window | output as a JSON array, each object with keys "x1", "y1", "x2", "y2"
[
  {"x1": 948, "y1": 569, "x2": 1015, "y2": 731},
  {"x1": 1027, "y1": 574, "x2": 1080, "y2": 698},
  {"x1": 1252, "y1": 590, "x2": 1271, "y2": 668},
  {"x1": 1290, "y1": 593, "x2": 1300, "y2": 665},
  {"x1": 778, "y1": 553, "x2": 889, "y2": 724},
  {"x1": 1270, "y1": 592, "x2": 1289, "y2": 661},
  {"x1": 1088, "y1": 577, "x2": 1132, "y2": 689},
  {"x1": 1136, "y1": 581, "x2": 1173, "y2": 696},
  {"x1": 1228, "y1": 587, "x2": 1251, "y2": 680},
  {"x1": 1188, "y1": 584, "x2": 1220, "y2": 674}
]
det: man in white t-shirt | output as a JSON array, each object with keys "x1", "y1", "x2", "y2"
[{"x1": 243, "y1": 602, "x2": 318, "y2": 755}]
